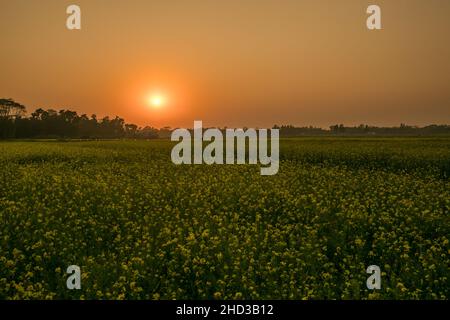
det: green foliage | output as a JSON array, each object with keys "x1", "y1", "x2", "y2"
[{"x1": 0, "y1": 138, "x2": 448, "y2": 300}]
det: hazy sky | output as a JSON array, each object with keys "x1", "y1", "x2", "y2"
[{"x1": 1, "y1": 0, "x2": 449, "y2": 128}]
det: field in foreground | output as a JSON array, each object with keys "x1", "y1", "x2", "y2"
[{"x1": 0, "y1": 138, "x2": 448, "y2": 300}]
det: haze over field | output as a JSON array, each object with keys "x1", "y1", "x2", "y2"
[{"x1": 1, "y1": 0, "x2": 449, "y2": 128}]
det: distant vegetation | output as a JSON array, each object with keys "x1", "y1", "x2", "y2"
[
  {"x1": 275, "y1": 124, "x2": 450, "y2": 137},
  {"x1": 0, "y1": 99, "x2": 161, "y2": 139},
  {"x1": 1, "y1": 98, "x2": 449, "y2": 139}
]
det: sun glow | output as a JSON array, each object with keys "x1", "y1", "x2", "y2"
[{"x1": 147, "y1": 93, "x2": 167, "y2": 109}]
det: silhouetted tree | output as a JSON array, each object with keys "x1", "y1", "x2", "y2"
[{"x1": 0, "y1": 98, "x2": 26, "y2": 138}]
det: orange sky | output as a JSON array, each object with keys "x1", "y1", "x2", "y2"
[{"x1": 1, "y1": 0, "x2": 449, "y2": 128}]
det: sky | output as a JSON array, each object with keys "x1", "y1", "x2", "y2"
[{"x1": 1, "y1": 0, "x2": 449, "y2": 128}]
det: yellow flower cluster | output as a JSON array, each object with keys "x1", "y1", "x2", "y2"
[{"x1": 0, "y1": 138, "x2": 448, "y2": 299}]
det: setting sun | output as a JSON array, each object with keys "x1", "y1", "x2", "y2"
[{"x1": 148, "y1": 93, "x2": 167, "y2": 109}]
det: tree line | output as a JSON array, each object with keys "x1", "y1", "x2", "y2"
[
  {"x1": 0, "y1": 98, "x2": 161, "y2": 139},
  {"x1": 274, "y1": 124, "x2": 450, "y2": 136},
  {"x1": 1, "y1": 98, "x2": 449, "y2": 139}
]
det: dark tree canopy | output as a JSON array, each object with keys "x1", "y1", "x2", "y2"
[
  {"x1": 0, "y1": 99, "x2": 159, "y2": 139},
  {"x1": 0, "y1": 98, "x2": 26, "y2": 119},
  {"x1": 0, "y1": 98, "x2": 449, "y2": 139}
]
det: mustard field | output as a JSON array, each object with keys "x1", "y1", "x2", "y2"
[{"x1": 0, "y1": 138, "x2": 448, "y2": 299}]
